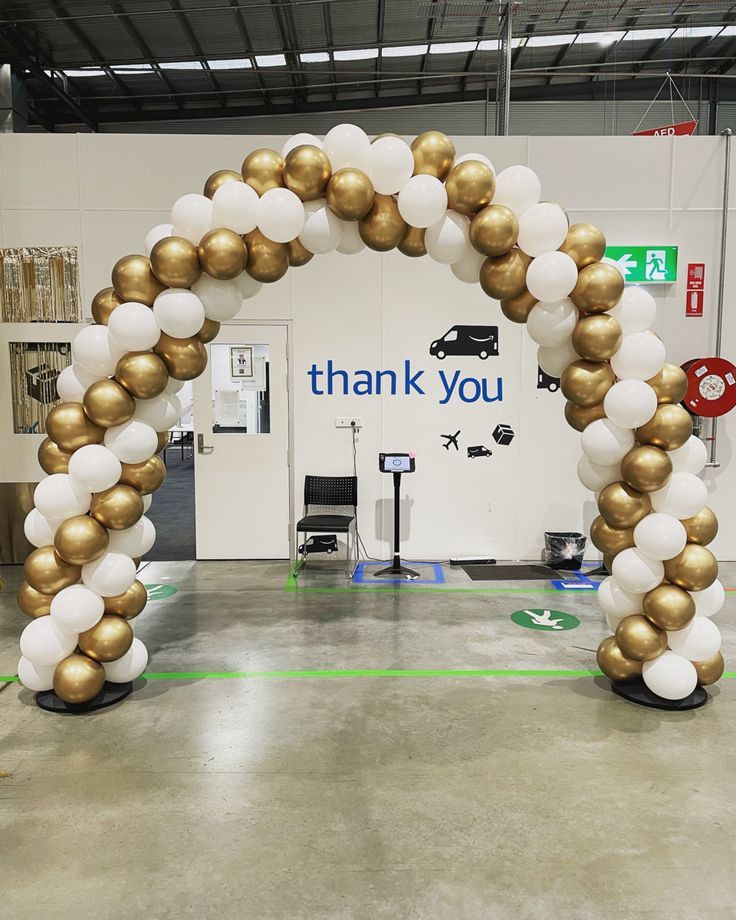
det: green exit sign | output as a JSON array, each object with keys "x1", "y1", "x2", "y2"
[{"x1": 604, "y1": 245, "x2": 678, "y2": 284}]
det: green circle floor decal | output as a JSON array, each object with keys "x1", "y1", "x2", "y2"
[
  {"x1": 144, "y1": 584, "x2": 178, "y2": 601},
  {"x1": 511, "y1": 608, "x2": 580, "y2": 632}
]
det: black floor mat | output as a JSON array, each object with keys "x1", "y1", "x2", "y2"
[{"x1": 461, "y1": 563, "x2": 561, "y2": 581}]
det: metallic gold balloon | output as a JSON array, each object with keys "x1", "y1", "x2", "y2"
[
  {"x1": 326, "y1": 168, "x2": 375, "y2": 221},
  {"x1": 572, "y1": 314, "x2": 622, "y2": 361},
  {"x1": 83, "y1": 379, "x2": 135, "y2": 429},
  {"x1": 693, "y1": 651, "x2": 725, "y2": 686},
  {"x1": 682, "y1": 507, "x2": 718, "y2": 546},
  {"x1": 24, "y1": 546, "x2": 81, "y2": 594},
  {"x1": 17, "y1": 581, "x2": 55, "y2": 618},
  {"x1": 620, "y1": 445, "x2": 672, "y2": 493},
  {"x1": 596, "y1": 635, "x2": 643, "y2": 682},
  {"x1": 243, "y1": 229, "x2": 289, "y2": 283},
  {"x1": 203, "y1": 168, "x2": 243, "y2": 199},
  {"x1": 112, "y1": 254, "x2": 165, "y2": 307},
  {"x1": 91, "y1": 287, "x2": 122, "y2": 325},
  {"x1": 479, "y1": 249, "x2": 530, "y2": 301},
  {"x1": 90, "y1": 484, "x2": 144, "y2": 531},
  {"x1": 564, "y1": 400, "x2": 606, "y2": 432},
  {"x1": 358, "y1": 194, "x2": 406, "y2": 251},
  {"x1": 663, "y1": 544, "x2": 718, "y2": 592},
  {"x1": 78, "y1": 615, "x2": 134, "y2": 663},
  {"x1": 590, "y1": 516, "x2": 635, "y2": 555},
  {"x1": 283, "y1": 144, "x2": 332, "y2": 201},
  {"x1": 410, "y1": 130, "x2": 455, "y2": 179},
  {"x1": 46, "y1": 402, "x2": 104, "y2": 452},
  {"x1": 397, "y1": 225, "x2": 427, "y2": 258},
  {"x1": 642, "y1": 583, "x2": 695, "y2": 631},
  {"x1": 560, "y1": 360, "x2": 615, "y2": 408},
  {"x1": 470, "y1": 205, "x2": 518, "y2": 257},
  {"x1": 598, "y1": 481, "x2": 651, "y2": 529},
  {"x1": 559, "y1": 223, "x2": 606, "y2": 269},
  {"x1": 445, "y1": 161, "x2": 495, "y2": 215},
  {"x1": 647, "y1": 363, "x2": 688, "y2": 405},
  {"x1": 153, "y1": 333, "x2": 208, "y2": 380},
  {"x1": 53, "y1": 653, "x2": 106, "y2": 704},
  {"x1": 570, "y1": 262, "x2": 625, "y2": 314},
  {"x1": 196, "y1": 318, "x2": 221, "y2": 343},
  {"x1": 119, "y1": 456, "x2": 166, "y2": 495},
  {"x1": 198, "y1": 228, "x2": 247, "y2": 280},
  {"x1": 615, "y1": 615, "x2": 667, "y2": 662},
  {"x1": 636, "y1": 404, "x2": 693, "y2": 451},
  {"x1": 53, "y1": 514, "x2": 109, "y2": 566},
  {"x1": 38, "y1": 437, "x2": 72, "y2": 474},
  {"x1": 103, "y1": 579, "x2": 147, "y2": 619},
  {"x1": 150, "y1": 236, "x2": 201, "y2": 288},
  {"x1": 241, "y1": 148, "x2": 284, "y2": 195},
  {"x1": 500, "y1": 289, "x2": 537, "y2": 324},
  {"x1": 115, "y1": 351, "x2": 169, "y2": 400},
  {"x1": 287, "y1": 238, "x2": 313, "y2": 267},
  {"x1": 155, "y1": 431, "x2": 170, "y2": 454}
]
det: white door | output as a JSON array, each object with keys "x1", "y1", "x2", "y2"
[{"x1": 193, "y1": 323, "x2": 290, "y2": 559}]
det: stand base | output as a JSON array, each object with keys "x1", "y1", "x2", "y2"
[
  {"x1": 35, "y1": 681, "x2": 133, "y2": 714},
  {"x1": 374, "y1": 563, "x2": 420, "y2": 580},
  {"x1": 612, "y1": 677, "x2": 708, "y2": 711},
  {"x1": 586, "y1": 564, "x2": 609, "y2": 577}
]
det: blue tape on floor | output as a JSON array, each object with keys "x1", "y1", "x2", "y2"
[{"x1": 352, "y1": 561, "x2": 446, "y2": 585}]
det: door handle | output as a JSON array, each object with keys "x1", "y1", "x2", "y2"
[{"x1": 197, "y1": 433, "x2": 214, "y2": 454}]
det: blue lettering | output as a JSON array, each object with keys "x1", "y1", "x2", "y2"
[
  {"x1": 353, "y1": 370, "x2": 373, "y2": 395},
  {"x1": 483, "y1": 377, "x2": 503, "y2": 403},
  {"x1": 404, "y1": 360, "x2": 425, "y2": 395},
  {"x1": 376, "y1": 369, "x2": 397, "y2": 395},
  {"x1": 308, "y1": 363, "x2": 324, "y2": 395},
  {"x1": 438, "y1": 369, "x2": 461, "y2": 405},
  {"x1": 326, "y1": 360, "x2": 348, "y2": 396}
]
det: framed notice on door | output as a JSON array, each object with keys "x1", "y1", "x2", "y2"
[{"x1": 230, "y1": 346, "x2": 253, "y2": 379}]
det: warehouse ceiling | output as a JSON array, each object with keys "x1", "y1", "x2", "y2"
[{"x1": 1, "y1": 0, "x2": 736, "y2": 131}]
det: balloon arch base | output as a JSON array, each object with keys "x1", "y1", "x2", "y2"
[
  {"x1": 35, "y1": 681, "x2": 133, "y2": 714},
  {"x1": 611, "y1": 678, "x2": 708, "y2": 711}
]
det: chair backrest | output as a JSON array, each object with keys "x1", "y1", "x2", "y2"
[{"x1": 304, "y1": 475, "x2": 357, "y2": 508}]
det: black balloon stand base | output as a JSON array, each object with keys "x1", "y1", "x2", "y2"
[
  {"x1": 612, "y1": 677, "x2": 708, "y2": 711},
  {"x1": 35, "y1": 681, "x2": 133, "y2": 714}
]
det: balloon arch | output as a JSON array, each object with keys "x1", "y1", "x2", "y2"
[{"x1": 17, "y1": 126, "x2": 725, "y2": 707}]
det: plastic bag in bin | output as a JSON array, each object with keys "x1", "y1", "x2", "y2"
[{"x1": 544, "y1": 531, "x2": 586, "y2": 571}]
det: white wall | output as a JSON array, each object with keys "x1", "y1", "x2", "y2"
[{"x1": 1, "y1": 133, "x2": 734, "y2": 561}]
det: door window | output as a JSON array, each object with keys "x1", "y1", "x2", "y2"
[{"x1": 210, "y1": 343, "x2": 270, "y2": 434}]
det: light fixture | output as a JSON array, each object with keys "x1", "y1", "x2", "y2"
[
  {"x1": 429, "y1": 41, "x2": 477, "y2": 54},
  {"x1": 334, "y1": 48, "x2": 379, "y2": 61},
  {"x1": 300, "y1": 51, "x2": 330, "y2": 63},
  {"x1": 382, "y1": 44, "x2": 429, "y2": 57},
  {"x1": 208, "y1": 58, "x2": 252, "y2": 70},
  {"x1": 623, "y1": 29, "x2": 674, "y2": 42},
  {"x1": 671, "y1": 26, "x2": 723, "y2": 38},
  {"x1": 574, "y1": 31, "x2": 625, "y2": 46},
  {"x1": 255, "y1": 54, "x2": 286, "y2": 67},
  {"x1": 526, "y1": 34, "x2": 576, "y2": 48},
  {"x1": 160, "y1": 61, "x2": 205, "y2": 70}
]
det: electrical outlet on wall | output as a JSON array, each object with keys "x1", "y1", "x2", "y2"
[{"x1": 335, "y1": 417, "x2": 364, "y2": 429}]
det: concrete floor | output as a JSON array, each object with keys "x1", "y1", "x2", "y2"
[{"x1": 1, "y1": 559, "x2": 734, "y2": 920}]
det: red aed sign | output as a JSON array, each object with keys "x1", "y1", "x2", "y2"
[
  {"x1": 633, "y1": 120, "x2": 698, "y2": 137},
  {"x1": 686, "y1": 290, "x2": 704, "y2": 317}
]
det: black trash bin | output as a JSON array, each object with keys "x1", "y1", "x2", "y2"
[{"x1": 544, "y1": 531, "x2": 586, "y2": 571}]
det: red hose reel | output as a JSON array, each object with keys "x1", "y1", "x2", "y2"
[{"x1": 681, "y1": 357, "x2": 736, "y2": 418}]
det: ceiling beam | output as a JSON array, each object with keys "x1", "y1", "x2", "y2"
[
  {"x1": 167, "y1": 0, "x2": 227, "y2": 105},
  {"x1": 229, "y1": 0, "x2": 273, "y2": 112},
  {"x1": 419, "y1": 0, "x2": 440, "y2": 96},
  {"x1": 270, "y1": 0, "x2": 307, "y2": 106},
  {"x1": 375, "y1": 0, "x2": 385, "y2": 100}
]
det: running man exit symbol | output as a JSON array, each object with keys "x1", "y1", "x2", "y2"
[
  {"x1": 646, "y1": 249, "x2": 667, "y2": 281},
  {"x1": 510, "y1": 608, "x2": 580, "y2": 631}
]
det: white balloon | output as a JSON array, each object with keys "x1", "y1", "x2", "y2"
[
  {"x1": 397, "y1": 175, "x2": 448, "y2": 229},
  {"x1": 24, "y1": 508, "x2": 58, "y2": 548},
  {"x1": 455, "y1": 152, "x2": 495, "y2": 173},
  {"x1": 281, "y1": 132, "x2": 324, "y2": 157},
  {"x1": 153, "y1": 289, "x2": 205, "y2": 339},
  {"x1": 144, "y1": 223, "x2": 173, "y2": 257},
  {"x1": 56, "y1": 363, "x2": 103, "y2": 403},
  {"x1": 257, "y1": 187, "x2": 305, "y2": 244},
  {"x1": 50, "y1": 584, "x2": 104, "y2": 632},
  {"x1": 612, "y1": 547, "x2": 664, "y2": 594},
  {"x1": 323, "y1": 124, "x2": 370, "y2": 171},
  {"x1": 642, "y1": 651, "x2": 697, "y2": 700},
  {"x1": 171, "y1": 193, "x2": 213, "y2": 244},
  {"x1": 610, "y1": 331, "x2": 666, "y2": 381},
  {"x1": 609, "y1": 285, "x2": 657, "y2": 334},
  {"x1": 103, "y1": 636, "x2": 148, "y2": 683},
  {"x1": 107, "y1": 516, "x2": 156, "y2": 557},
  {"x1": 527, "y1": 298, "x2": 577, "y2": 346},
  {"x1": 67, "y1": 444, "x2": 121, "y2": 494},
  {"x1": 335, "y1": 219, "x2": 365, "y2": 255},
  {"x1": 650, "y1": 472, "x2": 707, "y2": 520},
  {"x1": 581, "y1": 419, "x2": 635, "y2": 465},
  {"x1": 134, "y1": 393, "x2": 181, "y2": 430},
  {"x1": 492, "y1": 165, "x2": 541, "y2": 216},
  {"x1": 668, "y1": 436, "x2": 708, "y2": 475},
  {"x1": 517, "y1": 203, "x2": 568, "y2": 257},
  {"x1": 17, "y1": 656, "x2": 56, "y2": 692},
  {"x1": 366, "y1": 136, "x2": 414, "y2": 194},
  {"x1": 690, "y1": 580, "x2": 725, "y2": 618},
  {"x1": 577, "y1": 456, "x2": 621, "y2": 492},
  {"x1": 526, "y1": 251, "x2": 578, "y2": 302},
  {"x1": 234, "y1": 270, "x2": 263, "y2": 300},
  {"x1": 82, "y1": 551, "x2": 136, "y2": 597},
  {"x1": 20, "y1": 617, "x2": 76, "y2": 667},
  {"x1": 451, "y1": 246, "x2": 485, "y2": 284},
  {"x1": 142, "y1": 493, "x2": 153, "y2": 512},
  {"x1": 191, "y1": 274, "x2": 241, "y2": 321},
  {"x1": 597, "y1": 576, "x2": 643, "y2": 625},
  {"x1": 104, "y1": 419, "x2": 158, "y2": 464},
  {"x1": 298, "y1": 199, "x2": 343, "y2": 254},
  {"x1": 34, "y1": 474, "x2": 91, "y2": 522},
  {"x1": 667, "y1": 617, "x2": 721, "y2": 661},
  {"x1": 72, "y1": 324, "x2": 118, "y2": 376},
  {"x1": 537, "y1": 340, "x2": 578, "y2": 378},
  {"x1": 211, "y1": 181, "x2": 259, "y2": 235},
  {"x1": 108, "y1": 301, "x2": 160, "y2": 352},
  {"x1": 424, "y1": 211, "x2": 469, "y2": 264},
  {"x1": 633, "y1": 513, "x2": 687, "y2": 562},
  {"x1": 603, "y1": 380, "x2": 657, "y2": 429}
]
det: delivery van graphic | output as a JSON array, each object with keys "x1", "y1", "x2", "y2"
[{"x1": 430, "y1": 325, "x2": 499, "y2": 360}]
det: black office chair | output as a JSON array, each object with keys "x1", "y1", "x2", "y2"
[{"x1": 294, "y1": 475, "x2": 358, "y2": 578}]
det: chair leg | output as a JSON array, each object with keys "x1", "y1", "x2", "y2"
[{"x1": 345, "y1": 525, "x2": 357, "y2": 580}]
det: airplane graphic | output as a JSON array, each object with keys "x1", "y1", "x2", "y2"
[{"x1": 441, "y1": 430, "x2": 461, "y2": 451}]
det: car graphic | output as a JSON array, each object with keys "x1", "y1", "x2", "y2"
[
  {"x1": 537, "y1": 366, "x2": 560, "y2": 392},
  {"x1": 298, "y1": 534, "x2": 338, "y2": 555},
  {"x1": 430, "y1": 325, "x2": 499, "y2": 360},
  {"x1": 467, "y1": 445, "x2": 492, "y2": 458}
]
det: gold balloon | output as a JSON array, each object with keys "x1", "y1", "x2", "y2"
[
  {"x1": 560, "y1": 360, "x2": 615, "y2": 408},
  {"x1": 682, "y1": 507, "x2": 719, "y2": 546},
  {"x1": 397, "y1": 225, "x2": 427, "y2": 258},
  {"x1": 79, "y1": 614, "x2": 134, "y2": 663},
  {"x1": 410, "y1": 130, "x2": 455, "y2": 179},
  {"x1": 155, "y1": 431, "x2": 170, "y2": 454},
  {"x1": 119, "y1": 456, "x2": 166, "y2": 495},
  {"x1": 559, "y1": 223, "x2": 606, "y2": 269},
  {"x1": 445, "y1": 161, "x2": 495, "y2": 215},
  {"x1": 615, "y1": 615, "x2": 667, "y2": 662},
  {"x1": 154, "y1": 333, "x2": 208, "y2": 380},
  {"x1": 693, "y1": 651, "x2": 725, "y2": 686},
  {"x1": 647, "y1": 363, "x2": 688, "y2": 405},
  {"x1": 596, "y1": 636, "x2": 643, "y2": 682},
  {"x1": 112, "y1": 254, "x2": 165, "y2": 307},
  {"x1": 104, "y1": 579, "x2": 147, "y2": 619},
  {"x1": 621, "y1": 445, "x2": 672, "y2": 493},
  {"x1": 90, "y1": 484, "x2": 144, "y2": 531},
  {"x1": 24, "y1": 546, "x2": 81, "y2": 594},
  {"x1": 241, "y1": 148, "x2": 284, "y2": 195},
  {"x1": 572, "y1": 314, "x2": 622, "y2": 361},
  {"x1": 203, "y1": 168, "x2": 242, "y2": 199},
  {"x1": 91, "y1": 287, "x2": 122, "y2": 325},
  {"x1": 17, "y1": 581, "x2": 55, "y2": 618},
  {"x1": 470, "y1": 205, "x2": 518, "y2": 257},
  {"x1": 83, "y1": 379, "x2": 135, "y2": 429},
  {"x1": 636, "y1": 404, "x2": 693, "y2": 451},
  {"x1": 150, "y1": 236, "x2": 201, "y2": 288},
  {"x1": 570, "y1": 262, "x2": 625, "y2": 314},
  {"x1": 598, "y1": 481, "x2": 651, "y2": 529},
  {"x1": 198, "y1": 228, "x2": 247, "y2": 280},
  {"x1": 603, "y1": 552, "x2": 617, "y2": 573},
  {"x1": 326, "y1": 168, "x2": 375, "y2": 221},
  {"x1": 38, "y1": 437, "x2": 72, "y2": 474},
  {"x1": 287, "y1": 238, "x2": 313, "y2": 267},
  {"x1": 46, "y1": 402, "x2": 104, "y2": 452},
  {"x1": 243, "y1": 229, "x2": 289, "y2": 283},
  {"x1": 479, "y1": 249, "x2": 530, "y2": 300},
  {"x1": 283, "y1": 144, "x2": 332, "y2": 201},
  {"x1": 358, "y1": 194, "x2": 406, "y2": 251},
  {"x1": 115, "y1": 351, "x2": 169, "y2": 399},
  {"x1": 590, "y1": 516, "x2": 635, "y2": 555},
  {"x1": 642, "y1": 583, "x2": 695, "y2": 631},
  {"x1": 54, "y1": 514, "x2": 109, "y2": 566},
  {"x1": 196, "y1": 318, "x2": 221, "y2": 343},
  {"x1": 500, "y1": 289, "x2": 538, "y2": 324},
  {"x1": 53, "y1": 654, "x2": 106, "y2": 704},
  {"x1": 663, "y1": 544, "x2": 718, "y2": 592},
  {"x1": 564, "y1": 400, "x2": 606, "y2": 432}
]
